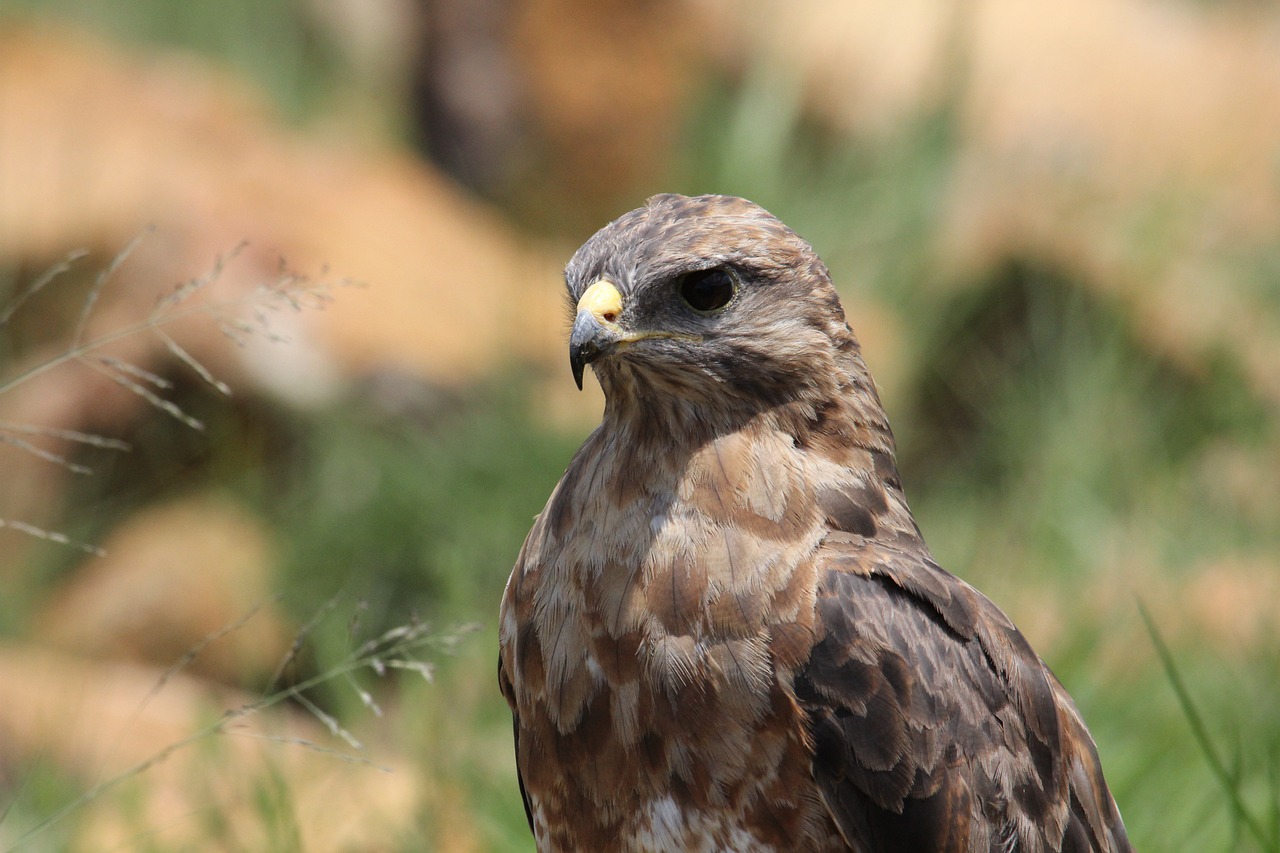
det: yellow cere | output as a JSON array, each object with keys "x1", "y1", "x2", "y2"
[{"x1": 577, "y1": 279, "x2": 624, "y2": 327}]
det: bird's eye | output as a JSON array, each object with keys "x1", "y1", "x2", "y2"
[{"x1": 677, "y1": 268, "x2": 736, "y2": 313}]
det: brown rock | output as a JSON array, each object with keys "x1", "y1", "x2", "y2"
[
  {"x1": 0, "y1": 23, "x2": 565, "y2": 391},
  {"x1": 0, "y1": 24, "x2": 570, "y2": 562},
  {"x1": 35, "y1": 495, "x2": 290, "y2": 683}
]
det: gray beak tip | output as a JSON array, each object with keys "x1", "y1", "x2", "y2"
[{"x1": 569, "y1": 310, "x2": 614, "y2": 392}]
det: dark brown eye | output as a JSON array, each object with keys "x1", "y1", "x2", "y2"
[{"x1": 678, "y1": 268, "x2": 736, "y2": 313}]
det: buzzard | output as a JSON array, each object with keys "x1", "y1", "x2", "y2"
[{"x1": 499, "y1": 194, "x2": 1133, "y2": 852}]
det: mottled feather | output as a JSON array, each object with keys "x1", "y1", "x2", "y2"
[{"x1": 499, "y1": 194, "x2": 1133, "y2": 852}]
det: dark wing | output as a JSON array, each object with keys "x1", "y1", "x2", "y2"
[
  {"x1": 795, "y1": 534, "x2": 1133, "y2": 853},
  {"x1": 498, "y1": 654, "x2": 536, "y2": 834}
]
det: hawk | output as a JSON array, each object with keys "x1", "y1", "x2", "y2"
[{"x1": 499, "y1": 194, "x2": 1133, "y2": 852}]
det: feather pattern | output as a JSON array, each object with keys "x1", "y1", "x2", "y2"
[{"x1": 499, "y1": 194, "x2": 1133, "y2": 852}]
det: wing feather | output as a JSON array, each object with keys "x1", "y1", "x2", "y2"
[
  {"x1": 796, "y1": 539, "x2": 1133, "y2": 852},
  {"x1": 498, "y1": 654, "x2": 536, "y2": 834}
]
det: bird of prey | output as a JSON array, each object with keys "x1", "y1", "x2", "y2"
[{"x1": 499, "y1": 194, "x2": 1133, "y2": 852}]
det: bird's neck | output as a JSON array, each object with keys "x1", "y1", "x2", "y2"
[
  {"x1": 549, "y1": 348, "x2": 921, "y2": 640},
  {"x1": 596, "y1": 332, "x2": 902, "y2": 482},
  {"x1": 592, "y1": 375, "x2": 905, "y2": 526}
]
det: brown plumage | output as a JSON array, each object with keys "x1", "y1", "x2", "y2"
[{"x1": 499, "y1": 194, "x2": 1133, "y2": 852}]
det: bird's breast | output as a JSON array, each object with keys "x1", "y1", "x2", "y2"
[{"x1": 500, "y1": 424, "x2": 854, "y2": 851}]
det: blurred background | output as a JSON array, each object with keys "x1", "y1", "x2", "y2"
[{"x1": 1, "y1": 0, "x2": 1278, "y2": 850}]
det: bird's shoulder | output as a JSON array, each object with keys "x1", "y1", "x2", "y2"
[{"x1": 802, "y1": 526, "x2": 1132, "y2": 852}]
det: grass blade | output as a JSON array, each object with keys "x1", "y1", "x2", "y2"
[
  {"x1": 0, "y1": 250, "x2": 89, "y2": 329},
  {"x1": 1138, "y1": 600, "x2": 1272, "y2": 849}
]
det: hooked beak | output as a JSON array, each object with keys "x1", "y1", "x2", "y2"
[{"x1": 569, "y1": 279, "x2": 624, "y2": 390}]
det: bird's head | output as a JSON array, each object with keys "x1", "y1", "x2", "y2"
[{"x1": 564, "y1": 194, "x2": 861, "y2": 423}]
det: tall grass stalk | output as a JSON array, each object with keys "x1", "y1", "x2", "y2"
[
  {"x1": 1140, "y1": 601, "x2": 1280, "y2": 852},
  {"x1": 0, "y1": 236, "x2": 341, "y2": 540}
]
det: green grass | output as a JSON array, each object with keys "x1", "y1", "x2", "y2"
[{"x1": 1141, "y1": 604, "x2": 1280, "y2": 852}]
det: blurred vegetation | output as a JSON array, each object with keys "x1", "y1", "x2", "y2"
[
  {"x1": 0, "y1": 0, "x2": 341, "y2": 120},
  {"x1": 2, "y1": 0, "x2": 1279, "y2": 851}
]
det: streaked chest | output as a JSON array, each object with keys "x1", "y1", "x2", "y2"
[{"x1": 499, "y1": 425, "x2": 847, "y2": 851}]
